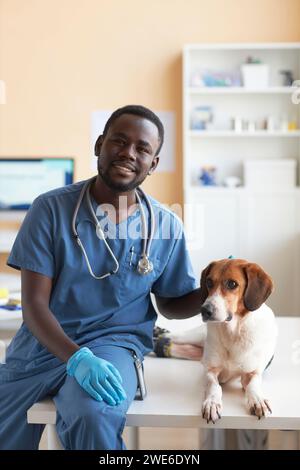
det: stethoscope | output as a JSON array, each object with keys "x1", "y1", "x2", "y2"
[{"x1": 72, "y1": 177, "x2": 155, "y2": 279}]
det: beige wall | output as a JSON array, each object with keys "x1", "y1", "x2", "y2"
[{"x1": 0, "y1": 0, "x2": 300, "y2": 207}]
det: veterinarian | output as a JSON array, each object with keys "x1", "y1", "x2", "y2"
[{"x1": 0, "y1": 105, "x2": 203, "y2": 450}]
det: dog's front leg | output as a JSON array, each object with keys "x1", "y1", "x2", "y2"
[
  {"x1": 166, "y1": 325, "x2": 206, "y2": 360},
  {"x1": 169, "y1": 325, "x2": 207, "y2": 346},
  {"x1": 202, "y1": 367, "x2": 222, "y2": 424},
  {"x1": 242, "y1": 372, "x2": 272, "y2": 419}
]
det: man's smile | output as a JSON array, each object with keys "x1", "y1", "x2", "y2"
[{"x1": 111, "y1": 161, "x2": 136, "y2": 175}]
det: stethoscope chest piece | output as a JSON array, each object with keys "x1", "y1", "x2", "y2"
[{"x1": 137, "y1": 255, "x2": 153, "y2": 275}]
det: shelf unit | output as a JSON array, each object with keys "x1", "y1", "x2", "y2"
[
  {"x1": 183, "y1": 42, "x2": 300, "y2": 191},
  {"x1": 182, "y1": 43, "x2": 300, "y2": 316}
]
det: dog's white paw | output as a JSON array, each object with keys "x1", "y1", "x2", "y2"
[
  {"x1": 202, "y1": 397, "x2": 222, "y2": 424},
  {"x1": 247, "y1": 394, "x2": 272, "y2": 419}
]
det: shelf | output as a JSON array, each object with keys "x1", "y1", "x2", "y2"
[
  {"x1": 188, "y1": 130, "x2": 300, "y2": 138},
  {"x1": 187, "y1": 86, "x2": 295, "y2": 94},
  {"x1": 185, "y1": 186, "x2": 300, "y2": 194},
  {"x1": 184, "y1": 43, "x2": 300, "y2": 51}
]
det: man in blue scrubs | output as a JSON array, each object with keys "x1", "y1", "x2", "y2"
[{"x1": 0, "y1": 105, "x2": 203, "y2": 450}]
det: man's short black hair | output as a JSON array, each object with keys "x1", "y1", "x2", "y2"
[{"x1": 102, "y1": 104, "x2": 164, "y2": 156}]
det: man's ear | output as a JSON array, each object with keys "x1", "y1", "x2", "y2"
[
  {"x1": 94, "y1": 135, "x2": 104, "y2": 157},
  {"x1": 199, "y1": 262, "x2": 215, "y2": 304},
  {"x1": 243, "y1": 263, "x2": 274, "y2": 311},
  {"x1": 148, "y1": 156, "x2": 159, "y2": 175}
]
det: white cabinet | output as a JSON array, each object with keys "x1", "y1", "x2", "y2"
[
  {"x1": 185, "y1": 188, "x2": 300, "y2": 315},
  {"x1": 240, "y1": 191, "x2": 300, "y2": 315}
]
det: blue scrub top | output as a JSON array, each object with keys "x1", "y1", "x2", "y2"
[{"x1": 2, "y1": 179, "x2": 197, "y2": 380}]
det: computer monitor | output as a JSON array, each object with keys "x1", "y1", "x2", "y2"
[{"x1": 0, "y1": 158, "x2": 74, "y2": 210}]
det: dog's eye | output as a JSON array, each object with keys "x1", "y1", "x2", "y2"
[
  {"x1": 226, "y1": 279, "x2": 238, "y2": 290},
  {"x1": 206, "y1": 278, "x2": 213, "y2": 289}
]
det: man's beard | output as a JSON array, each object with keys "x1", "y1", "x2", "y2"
[{"x1": 98, "y1": 162, "x2": 147, "y2": 192}]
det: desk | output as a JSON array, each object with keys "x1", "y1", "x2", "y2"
[
  {"x1": 27, "y1": 317, "x2": 300, "y2": 449},
  {"x1": 0, "y1": 274, "x2": 22, "y2": 354},
  {"x1": 0, "y1": 306, "x2": 22, "y2": 323},
  {"x1": 0, "y1": 273, "x2": 21, "y2": 291}
]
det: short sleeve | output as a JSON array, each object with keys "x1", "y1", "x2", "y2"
[
  {"x1": 7, "y1": 196, "x2": 55, "y2": 278},
  {"x1": 151, "y1": 222, "x2": 198, "y2": 297}
]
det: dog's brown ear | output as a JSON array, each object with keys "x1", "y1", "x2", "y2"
[
  {"x1": 199, "y1": 262, "x2": 215, "y2": 304},
  {"x1": 243, "y1": 263, "x2": 274, "y2": 311}
]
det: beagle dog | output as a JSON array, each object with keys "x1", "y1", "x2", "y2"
[{"x1": 168, "y1": 258, "x2": 278, "y2": 423}]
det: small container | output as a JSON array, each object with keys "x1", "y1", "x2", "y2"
[
  {"x1": 244, "y1": 159, "x2": 297, "y2": 189},
  {"x1": 191, "y1": 106, "x2": 213, "y2": 130},
  {"x1": 224, "y1": 176, "x2": 241, "y2": 188},
  {"x1": 231, "y1": 116, "x2": 243, "y2": 132},
  {"x1": 266, "y1": 115, "x2": 275, "y2": 132},
  {"x1": 247, "y1": 120, "x2": 256, "y2": 132},
  {"x1": 241, "y1": 64, "x2": 270, "y2": 88},
  {"x1": 199, "y1": 166, "x2": 217, "y2": 186},
  {"x1": 0, "y1": 287, "x2": 9, "y2": 306},
  {"x1": 280, "y1": 114, "x2": 289, "y2": 132}
]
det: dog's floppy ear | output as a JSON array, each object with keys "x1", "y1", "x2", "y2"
[
  {"x1": 199, "y1": 262, "x2": 215, "y2": 304},
  {"x1": 243, "y1": 263, "x2": 274, "y2": 311}
]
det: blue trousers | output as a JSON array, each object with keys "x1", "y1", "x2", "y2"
[{"x1": 0, "y1": 344, "x2": 138, "y2": 450}]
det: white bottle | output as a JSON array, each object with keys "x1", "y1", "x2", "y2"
[{"x1": 280, "y1": 114, "x2": 288, "y2": 132}]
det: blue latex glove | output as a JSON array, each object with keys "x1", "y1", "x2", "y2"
[{"x1": 66, "y1": 347, "x2": 127, "y2": 406}]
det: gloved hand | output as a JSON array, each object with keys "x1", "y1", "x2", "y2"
[{"x1": 66, "y1": 347, "x2": 127, "y2": 406}]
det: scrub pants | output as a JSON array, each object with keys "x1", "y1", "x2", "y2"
[{"x1": 0, "y1": 344, "x2": 138, "y2": 450}]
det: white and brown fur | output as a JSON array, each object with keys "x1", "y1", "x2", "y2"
[{"x1": 168, "y1": 259, "x2": 278, "y2": 423}]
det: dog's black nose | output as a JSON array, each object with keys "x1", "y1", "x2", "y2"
[{"x1": 201, "y1": 305, "x2": 213, "y2": 319}]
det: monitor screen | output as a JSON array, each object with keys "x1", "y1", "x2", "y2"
[{"x1": 0, "y1": 158, "x2": 74, "y2": 210}]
